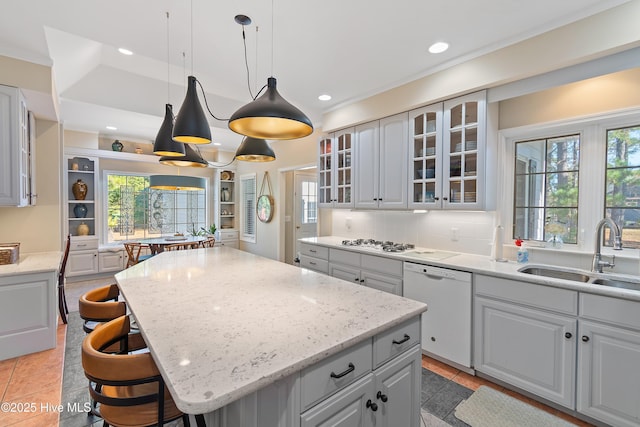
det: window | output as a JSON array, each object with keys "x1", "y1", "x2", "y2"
[
  {"x1": 240, "y1": 173, "x2": 256, "y2": 243},
  {"x1": 105, "y1": 173, "x2": 206, "y2": 243},
  {"x1": 300, "y1": 179, "x2": 318, "y2": 224},
  {"x1": 605, "y1": 125, "x2": 640, "y2": 248},
  {"x1": 514, "y1": 135, "x2": 580, "y2": 244}
]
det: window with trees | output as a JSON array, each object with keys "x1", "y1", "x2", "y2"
[
  {"x1": 605, "y1": 125, "x2": 640, "y2": 248},
  {"x1": 514, "y1": 135, "x2": 580, "y2": 244},
  {"x1": 105, "y1": 173, "x2": 206, "y2": 243}
]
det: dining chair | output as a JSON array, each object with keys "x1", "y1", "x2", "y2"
[
  {"x1": 200, "y1": 236, "x2": 216, "y2": 248},
  {"x1": 82, "y1": 315, "x2": 206, "y2": 427},
  {"x1": 124, "y1": 242, "x2": 152, "y2": 268},
  {"x1": 58, "y1": 234, "x2": 71, "y2": 324},
  {"x1": 165, "y1": 242, "x2": 200, "y2": 251}
]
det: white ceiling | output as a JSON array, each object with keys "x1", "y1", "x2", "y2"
[{"x1": 0, "y1": 0, "x2": 630, "y2": 152}]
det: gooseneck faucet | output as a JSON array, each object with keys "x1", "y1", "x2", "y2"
[{"x1": 592, "y1": 218, "x2": 623, "y2": 273}]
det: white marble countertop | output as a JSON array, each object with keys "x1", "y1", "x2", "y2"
[
  {"x1": 301, "y1": 236, "x2": 640, "y2": 302},
  {"x1": 114, "y1": 247, "x2": 427, "y2": 415},
  {"x1": 0, "y1": 251, "x2": 61, "y2": 277}
]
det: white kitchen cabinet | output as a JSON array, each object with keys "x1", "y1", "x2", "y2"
[
  {"x1": 0, "y1": 270, "x2": 57, "y2": 360},
  {"x1": 299, "y1": 242, "x2": 330, "y2": 274},
  {"x1": 98, "y1": 249, "x2": 124, "y2": 273},
  {"x1": 0, "y1": 84, "x2": 35, "y2": 207},
  {"x1": 354, "y1": 113, "x2": 408, "y2": 209},
  {"x1": 474, "y1": 275, "x2": 577, "y2": 408},
  {"x1": 216, "y1": 229, "x2": 239, "y2": 249},
  {"x1": 577, "y1": 294, "x2": 640, "y2": 427},
  {"x1": 318, "y1": 128, "x2": 354, "y2": 208},
  {"x1": 67, "y1": 249, "x2": 99, "y2": 277},
  {"x1": 409, "y1": 91, "x2": 495, "y2": 210},
  {"x1": 329, "y1": 248, "x2": 403, "y2": 295}
]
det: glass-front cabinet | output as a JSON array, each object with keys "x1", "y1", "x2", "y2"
[
  {"x1": 443, "y1": 91, "x2": 486, "y2": 210},
  {"x1": 409, "y1": 104, "x2": 442, "y2": 209},
  {"x1": 409, "y1": 91, "x2": 488, "y2": 210},
  {"x1": 318, "y1": 128, "x2": 354, "y2": 208}
]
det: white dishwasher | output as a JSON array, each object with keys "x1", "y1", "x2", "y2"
[{"x1": 403, "y1": 262, "x2": 472, "y2": 369}]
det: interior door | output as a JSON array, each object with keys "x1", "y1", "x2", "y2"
[{"x1": 294, "y1": 172, "x2": 318, "y2": 261}]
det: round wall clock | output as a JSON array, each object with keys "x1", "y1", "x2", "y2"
[{"x1": 257, "y1": 194, "x2": 274, "y2": 223}]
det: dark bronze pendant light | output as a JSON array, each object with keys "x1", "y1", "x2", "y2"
[
  {"x1": 160, "y1": 143, "x2": 208, "y2": 167},
  {"x1": 153, "y1": 104, "x2": 186, "y2": 156},
  {"x1": 234, "y1": 137, "x2": 276, "y2": 162},
  {"x1": 149, "y1": 174, "x2": 206, "y2": 191},
  {"x1": 172, "y1": 75, "x2": 212, "y2": 144},
  {"x1": 228, "y1": 77, "x2": 313, "y2": 140}
]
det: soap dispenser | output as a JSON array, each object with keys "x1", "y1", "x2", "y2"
[{"x1": 516, "y1": 238, "x2": 529, "y2": 263}]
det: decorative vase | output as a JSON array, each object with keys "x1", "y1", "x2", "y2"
[
  {"x1": 73, "y1": 203, "x2": 88, "y2": 218},
  {"x1": 112, "y1": 140, "x2": 124, "y2": 152},
  {"x1": 77, "y1": 222, "x2": 90, "y2": 236},
  {"x1": 72, "y1": 179, "x2": 88, "y2": 200},
  {"x1": 221, "y1": 188, "x2": 230, "y2": 202}
]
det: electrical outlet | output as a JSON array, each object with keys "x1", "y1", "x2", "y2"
[
  {"x1": 346, "y1": 217, "x2": 352, "y2": 230},
  {"x1": 451, "y1": 227, "x2": 459, "y2": 241}
]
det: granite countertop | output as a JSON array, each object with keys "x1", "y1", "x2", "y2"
[
  {"x1": 114, "y1": 247, "x2": 427, "y2": 415},
  {"x1": 0, "y1": 251, "x2": 61, "y2": 277},
  {"x1": 300, "y1": 236, "x2": 640, "y2": 302}
]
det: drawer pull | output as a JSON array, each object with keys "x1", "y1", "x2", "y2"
[
  {"x1": 582, "y1": 335, "x2": 590, "y2": 342},
  {"x1": 376, "y1": 391, "x2": 388, "y2": 402},
  {"x1": 309, "y1": 261, "x2": 317, "y2": 265},
  {"x1": 565, "y1": 332, "x2": 572, "y2": 339},
  {"x1": 309, "y1": 249, "x2": 317, "y2": 253},
  {"x1": 366, "y1": 399, "x2": 378, "y2": 412},
  {"x1": 330, "y1": 362, "x2": 355, "y2": 379},
  {"x1": 77, "y1": 244, "x2": 87, "y2": 247},
  {"x1": 392, "y1": 334, "x2": 410, "y2": 345}
]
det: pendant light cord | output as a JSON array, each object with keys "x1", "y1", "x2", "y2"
[
  {"x1": 271, "y1": 0, "x2": 274, "y2": 77},
  {"x1": 166, "y1": 11, "x2": 170, "y2": 104},
  {"x1": 241, "y1": 25, "x2": 255, "y2": 100},
  {"x1": 190, "y1": 0, "x2": 194, "y2": 75}
]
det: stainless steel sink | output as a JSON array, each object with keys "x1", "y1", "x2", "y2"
[
  {"x1": 591, "y1": 278, "x2": 640, "y2": 291},
  {"x1": 518, "y1": 266, "x2": 591, "y2": 283}
]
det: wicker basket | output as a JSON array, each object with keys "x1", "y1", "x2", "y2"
[{"x1": 0, "y1": 243, "x2": 19, "y2": 265}]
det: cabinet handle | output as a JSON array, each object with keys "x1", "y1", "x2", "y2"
[
  {"x1": 366, "y1": 399, "x2": 378, "y2": 412},
  {"x1": 565, "y1": 332, "x2": 572, "y2": 339},
  {"x1": 309, "y1": 249, "x2": 317, "y2": 253},
  {"x1": 443, "y1": 197, "x2": 448, "y2": 201},
  {"x1": 392, "y1": 334, "x2": 410, "y2": 345},
  {"x1": 359, "y1": 279, "x2": 365, "y2": 283},
  {"x1": 434, "y1": 197, "x2": 440, "y2": 201},
  {"x1": 582, "y1": 336, "x2": 590, "y2": 342},
  {"x1": 309, "y1": 261, "x2": 317, "y2": 265},
  {"x1": 376, "y1": 391, "x2": 388, "y2": 402},
  {"x1": 77, "y1": 244, "x2": 87, "y2": 247},
  {"x1": 330, "y1": 362, "x2": 355, "y2": 379},
  {"x1": 354, "y1": 278, "x2": 360, "y2": 282}
]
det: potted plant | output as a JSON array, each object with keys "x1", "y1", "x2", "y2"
[{"x1": 201, "y1": 224, "x2": 217, "y2": 236}]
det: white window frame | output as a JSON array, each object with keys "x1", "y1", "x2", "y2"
[
  {"x1": 240, "y1": 173, "x2": 257, "y2": 243},
  {"x1": 498, "y1": 107, "x2": 640, "y2": 253}
]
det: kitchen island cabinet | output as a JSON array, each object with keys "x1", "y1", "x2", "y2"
[{"x1": 115, "y1": 247, "x2": 426, "y2": 426}]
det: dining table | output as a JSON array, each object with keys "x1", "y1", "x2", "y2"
[{"x1": 134, "y1": 235, "x2": 207, "y2": 254}]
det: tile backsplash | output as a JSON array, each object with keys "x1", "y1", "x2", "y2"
[{"x1": 328, "y1": 209, "x2": 640, "y2": 276}]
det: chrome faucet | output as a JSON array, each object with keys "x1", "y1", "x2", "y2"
[{"x1": 592, "y1": 218, "x2": 623, "y2": 273}]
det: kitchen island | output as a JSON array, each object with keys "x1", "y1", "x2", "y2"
[{"x1": 115, "y1": 246, "x2": 427, "y2": 426}]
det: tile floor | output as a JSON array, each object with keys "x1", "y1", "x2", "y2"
[{"x1": 0, "y1": 277, "x2": 596, "y2": 427}]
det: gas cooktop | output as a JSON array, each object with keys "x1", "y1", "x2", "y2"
[{"x1": 341, "y1": 238, "x2": 415, "y2": 252}]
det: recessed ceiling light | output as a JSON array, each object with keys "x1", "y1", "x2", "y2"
[
  {"x1": 428, "y1": 42, "x2": 449, "y2": 54},
  {"x1": 318, "y1": 94, "x2": 332, "y2": 101},
  {"x1": 118, "y1": 48, "x2": 133, "y2": 56},
  {"x1": 106, "y1": 126, "x2": 117, "y2": 130}
]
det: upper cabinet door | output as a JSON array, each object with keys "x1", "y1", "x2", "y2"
[
  {"x1": 0, "y1": 84, "x2": 32, "y2": 207},
  {"x1": 354, "y1": 121, "x2": 380, "y2": 209},
  {"x1": 318, "y1": 128, "x2": 355, "y2": 208},
  {"x1": 408, "y1": 104, "x2": 443, "y2": 209},
  {"x1": 443, "y1": 90, "x2": 487, "y2": 210},
  {"x1": 379, "y1": 113, "x2": 408, "y2": 210}
]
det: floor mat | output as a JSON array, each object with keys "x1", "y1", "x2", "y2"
[{"x1": 455, "y1": 385, "x2": 574, "y2": 427}]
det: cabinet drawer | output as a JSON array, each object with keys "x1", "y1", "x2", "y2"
[
  {"x1": 301, "y1": 338, "x2": 372, "y2": 410},
  {"x1": 329, "y1": 248, "x2": 360, "y2": 267},
  {"x1": 70, "y1": 238, "x2": 99, "y2": 251},
  {"x1": 300, "y1": 255, "x2": 329, "y2": 274},
  {"x1": 475, "y1": 274, "x2": 578, "y2": 315},
  {"x1": 218, "y1": 230, "x2": 239, "y2": 241},
  {"x1": 373, "y1": 316, "x2": 420, "y2": 368},
  {"x1": 580, "y1": 293, "x2": 640, "y2": 330},
  {"x1": 361, "y1": 254, "x2": 402, "y2": 277},
  {"x1": 300, "y1": 243, "x2": 329, "y2": 260}
]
